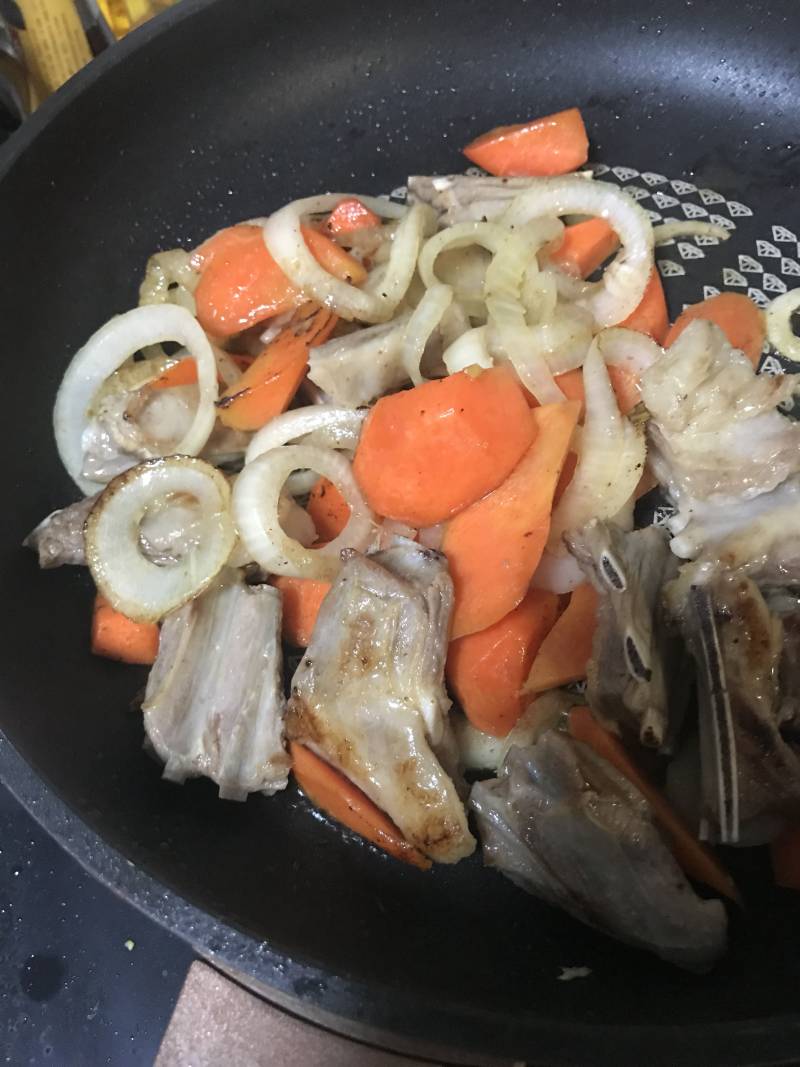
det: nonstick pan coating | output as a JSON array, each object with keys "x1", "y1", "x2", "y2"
[{"x1": 1, "y1": 1, "x2": 800, "y2": 1062}]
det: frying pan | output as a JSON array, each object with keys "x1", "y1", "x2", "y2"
[{"x1": 2, "y1": 1, "x2": 800, "y2": 1062}]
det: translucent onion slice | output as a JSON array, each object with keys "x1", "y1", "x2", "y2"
[
  {"x1": 85, "y1": 457, "x2": 235, "y2": 623},
  {"x1": 652, "y1": 221, "x2": 731, "y2": 245},
  {"x1": 262, "y1": 194, "x2": 430, "y2": 323},
  {"x1": 766, "y1": 289, "x2": 800, "y2": 363},
  {"x1": 245, "y1": 405, "x2": 367, "y2": 465},
  {"x1": 54, "y1": 305, "x2": 218, "y2": 495},
  {"x1": 527, "y1": 309, "x2": 594, "y2": 377},
  {"x1": 547, "y1": 341, "x2": 646, "y2": 554},
  {"x1": 402, "y1": 283, "x2": 453, "y2": 385},
  {"x1": 138, "y1": 249, "x2": 199, "y2": 312},
  {"x1": 233, "y1": 444, "x2": 375, "y2": 579},
  {"x1": 532, "y1": 548, "x2": 586, "y2": 593},
  {"x1": 503, "y1": 178, "x2": 654, "y2": 327},
  {"x1": 442, "y1": 326, "x2": 493, "y2": 375},
  {"x1": 594, "y1": 326, "x2": 663, "y2": 376}
]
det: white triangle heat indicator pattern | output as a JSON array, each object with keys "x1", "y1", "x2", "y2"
[
  {"x1": 657, "y1": 259, "x2": 685, "y2": 277},
  {"x1": 671, "y1": 179, "x2": 697, "y2": 195},
  {"x1": 772, "y1": 224, "x2": 797, "y2": 243},
  {"x1": 747, "y1": 288, "x2": 770, "y2": 309},
  {"x1": 652, "y1": 191, "x2": 679, "y2": 209},
  {"x1": 698, "y1": 188, "x2": 726, "y2": 205},
  {"x1": 612, "y1": 166, "x2": 639, "y2": 182},
  {"x1": 763, "y1": 273, "x2": 788, "y2": 294},
  {"x1": 682, "y1": 201, "x2": 708, "y2": 219},
  {"x1": 738, "y1": 254, "x2": 763, "y2": 274},
  {"x1": 723, "y1": 267, "x2": 747, "y2": 287},
  {"x1": 678, "y1": 242, "x2": 705, "y2": 260},
  {"x1": 646, "y1": 210, "x2": 663, "y2": 224},
  {"x1": 727, "y1": 200, "x2": 754, "y2": 218},
  {"x1": 781, "y1": 258, "x2": 800, "y2": 277},
  {"x1": 695, "y1": 234, "x2": 721, "y2": 246},
  {"x1": 760, "y1": 355, "x2": 785, "y2": 377},
  {"x1": 653, "y1": 505, "x2": 677, "y2": 527},
  {"x1": 623, "y1": 185, "x2": 650, "y2": 201},
  {"x1": 756, "y1": 240, "x2": 781, "y2": 259},
  {"x1": 709, "y1": 214, "x2": 736, "y2": 231},
  {"x1": 640, "y1": 171, "x2": 667, "y2": 186},
  {"x1": 703, "y1": 285, "x2": 721, "y2": 299}
]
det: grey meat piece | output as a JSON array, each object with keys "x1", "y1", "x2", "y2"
[
  {"x1": 678, "y1": 574, "x2": 800, "y2": 844},
  {"x1": 308, "y1": 313, "x2": 411, "y2": 407},
  {"x1": 143, "y1": 572, "x2": 289, "y2": 800},
  {"x1": 565, "y1": 520, "x2": 686, "y2": 751},
  {"x1": 470, "y1": 731, "x2": 727, "y2": 971},
  {"x1": 407, "y1": 175, "x2": 538, "y2": 226},
  {"x1": 286, "y1": 540, "x2": 475, "y2": 863},
  {"x1": 24, "y1": 495, "x2": 97, "y2": 568}
]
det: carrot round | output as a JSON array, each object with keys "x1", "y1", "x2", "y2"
[
  {"x1": 618, "y1": 268, "x2": 669, "y2": 344},
  {"x1": 216, "y1": 307, "x2": 337, "y2": 431},
  {"x1": 193, "y1": 224, "x2": 366, "y2": 337},
  {"x1": 664, "y1": 292, "x2": 765, "y2": 367},
  {"x1": 290, "y1": 742, "x2": 431, "y2": 869},
  {"x1": 91, "y1": 594, "x2": 159, "y2": 665},
  {"x1": 447, "y1": 588, "x2": 560, "y2": 737},
  {"x1": 149, "y1": 356, "x2": 200, "y2": 391},
  {"x1": 523, "y1": 582, "x2": 598, "y2": 693},
  {"x1": 353, "y1": 367, "x2": 534, "y2": 528},
  {"x1": 569, "y1": 707, "x2": 739, "y2": 902},
  {"x1": 325, "y1": 197, "x2": 381, "y2": 236},
  {"x1": 307, "y1": 477, "x2": 350, "y2": 543},
  {"x1": 443, "y1": 401, "x2": 580, "y2": 639},
  {"x1": 271, "y1": 576, "x2": 331, "y2": 647},
  {"x1": 550, "y1": 217, "x2": 620, "y2": 278},
  {"x1": 463, "y1": 108, "x2": 589, "y2": 177}
]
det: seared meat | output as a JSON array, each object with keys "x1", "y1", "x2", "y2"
[
  {"x1": 308, "y1": 314, "x2": 412, "y2": 407},
  {"x1": 407, "y1": 175, "x2": 538, "y2": 226},
  {"x1": 566, "y1": 520, "x2": 687, "y2": 751},
  {"x1": 470, "y1": 730, "x2": 727, "y2": 971},
  {"x1": 143, "y1": 572, "x2": 289, "y2": 800},
  {"x1": 286, "y1": 540, "x2": 475, "y2": 863},
  {"x1": 676, "y1": 574, "x2": 800, "y2": 844},
  {"x1": 24, "y1": 495, "x2": 97, "y2": 568},
  {"x1": 642, "y1": 320, "x2": 800, "y2": 547}
]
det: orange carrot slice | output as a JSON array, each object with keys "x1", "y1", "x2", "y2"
[
  {"x1": 149, "y1": 356, "x2": 200, "y2": 391},
  {"x1": 193, "y1": 224, "x2": 366, "y2": 337},
  {"x1": 569, "y1": 706, "x2": 739, "y2": 901},
  {"x1": 771, "y1": 826, "x2": 800, "y2": 890},
  {"x1": 290, "y1": 742, "x2": 431, "y2": 869},
  {"x1": 91, "y1": 595, "x2": 159, "y2": 665},
  {"x1": 618, "y1": 268, "x2": 669, "y2": 344},
  {"x1": 216, "y1": 307, "x2": 337, "y2": 431},
  {"x1": 523, "y1": 582, "x2": 598, "y2": 693},
  {"x1": 447, "y1": 588, "x2": 560, "y2": 737},
  {"x1": 306, "y1": 477, "x2": 350, "y2": 543},
  {"x1": 664, "y1": 292, "x2": 765, "y2": 367},
  {"x1": 463, "y1": 108, "x2": 589, "y2": 177},
  {"x1": 271, "y1": 576, "x2": 331, "y2": 648},
  {"x1": 550, "y1": 217, "x2": 620, "y2": 278},
  {"x1": 443, "y1": 401, "x2": 580, "y2": 639},
  {"x1": 325, "y1": 197, "x2": 381, "y2": 236},
  {"x1": 353, "y1": 367, "x2": 535, "y2": 528}
]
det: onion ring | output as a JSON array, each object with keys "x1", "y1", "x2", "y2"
[
  {"x1": 85, "y1": 456, "x2": 235, "y2": 622},
  {"x1": 245, "y1": 406, "x2": 367, "y2": 466}
]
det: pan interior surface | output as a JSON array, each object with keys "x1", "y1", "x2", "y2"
[{"x1": 1, "y1": 0, "x2": 800, "y2": 1061}]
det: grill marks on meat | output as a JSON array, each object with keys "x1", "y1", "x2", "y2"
[{"x1": 286, "y1": 541, "x2": 475, "y2": 863}]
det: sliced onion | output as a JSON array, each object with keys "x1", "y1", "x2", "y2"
[
  {"x1": 547, "y1": 340, "x2": 646, "y2": 554},
  {"x1": 262, "y1": 194, "x2": 430, "y2": 323},
  {"x1": 527, "y1": 309, "x2": 594, "y2": 377},
  {"x1": 417, "y1": 220, "x2": 510, "y2": 290},
  {"x1": 245, "y1": 405, "x2": 367, "y2": 465},
  {"x1": 522, "y1": 266, "x2": 558, "y2": 323},
  {"x1": 767, "y1": 289, "x2": 800, "y2": 363},
  {"x1": 376, "y1": 518, "x2": 418, "y2": 549},
  {"x1": 138, "y1": 249, "x2": 199, "y2": 312},
  {"x1": 594, "y1": 326, "x2": 663, "y2": 377},
  {"x1": 402, "y1": 283, "x2": 453, "y2": 385},
  {"x1": 503, "y1": 178, "x2": 654, "y2": 327},
  {"x1": 442, "y1": 326, "x2": 494, "y2": 375},
  {"x1": 417, "y1": 523, "x2": 444, "y2": 550},
  {"x1": 233, "y1": 444, "x2": 375, "y2": 579},
  {"x1": 54, "y1": 306, "x2": 218, "y2": 495},
  {"x1": 652, "y1": 221, "x2": 731, "y2": 245},
  {"x1": 85, "y1": 457, "x2": 235, "y2": 622}
]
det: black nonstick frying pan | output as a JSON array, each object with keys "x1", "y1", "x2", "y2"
[{"x1": 2, "y1": 1, "x2": 800, "y2": 1063}]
